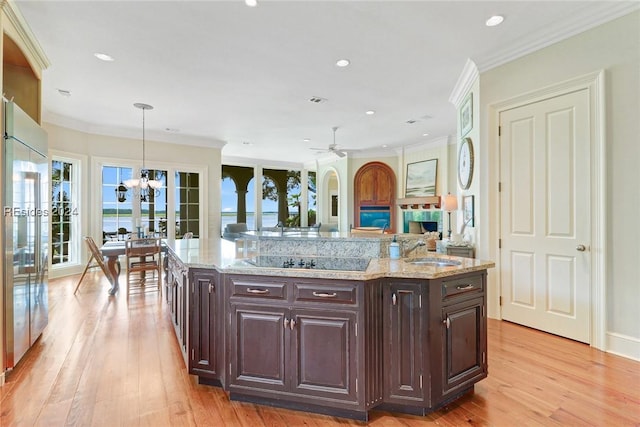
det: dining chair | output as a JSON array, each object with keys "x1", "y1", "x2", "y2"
[
  {"x1": 74, "y1": 236, "x2": 116, "y2": 294},
  {"x1": 125, "y1": 237, "x2": 162, "y2": 298},
  {"x1": 182, "y1": 232, "x2": 194, "y2": 239}
]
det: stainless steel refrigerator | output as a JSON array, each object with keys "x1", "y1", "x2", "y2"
[{"x1": 3, "y1": 100, "x2": 49, "y2": 369}]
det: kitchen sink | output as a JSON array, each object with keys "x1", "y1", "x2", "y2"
[{"x1": 403, "y1": 257, "x2": 462, "y2": 267}]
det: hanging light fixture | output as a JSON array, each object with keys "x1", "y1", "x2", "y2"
[{"x1": 123, "y1": 102, "x2": 162, "y2": 202}]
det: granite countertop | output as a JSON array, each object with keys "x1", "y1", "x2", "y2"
[{"x1": 166, "y1": 238, "x2": 495, "y2": 280}]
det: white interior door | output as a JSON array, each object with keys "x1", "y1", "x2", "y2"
[{"x1": 500, "y1": 89, "x2": 591, "y2": 343}]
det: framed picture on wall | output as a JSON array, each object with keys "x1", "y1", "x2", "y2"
[
  {"x1": 405, "y1": 159, "x2": 437, "y2": 197},
  {"x1": 463, "y1": 195, "x2": 475, "y2": 227},
  {"x1": 460, "y1": 92, "x2": 473, "y2": 137}
]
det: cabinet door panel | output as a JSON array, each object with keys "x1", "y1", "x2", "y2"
[
  {"x1": 190, "y1": 270, "x2": 217, "y2": 377},
  {"x1": 442, "y1": 298, "x2": 486, "y2": 396},
  {"x1": 291, "y1": 309, "x2": 357, "y2": 402},
  {"x1": 231, "y1": 305, "x2": 288, "y2": 392},
  {"x1": 384, "y1": 282, "x2": 424, "y2": 403}
]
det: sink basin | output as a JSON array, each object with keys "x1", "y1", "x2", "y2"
[{"x1": 404, "y1": 257, "x2": 462, "y2": 267}]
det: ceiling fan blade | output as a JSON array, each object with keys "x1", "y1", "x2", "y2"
[{"x1": 333, "y1": 150, "x2": 346, "y2": 158}]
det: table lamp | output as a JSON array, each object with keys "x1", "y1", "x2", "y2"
[{"x1": 441, "y1": 193, "x2": 458, "y2": 239}]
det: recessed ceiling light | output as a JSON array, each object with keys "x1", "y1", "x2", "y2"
[
  {"x1": 57, "y1": 89, "x2": 71, "y2": 97},
  {"x1": 485, "y1": 15, "x2": 504, "y2": 27},
  {"x1": 245, "y1": 0, "x2": 258, "y2": 7},
  {"x1": 382, "y1": 144, "x2": 388, "y2": 148},
  {"x1": 422, "y1": 133, "x2": 429, "y2": 137},
  {"x1": 365, "y1": 110, "x2": 375, "y2": 115},
  {"x1": 303, "y1": 138, "x2": 311, "y2": 142},
  {"x1": 94, "y1": 52, "x2": 114, "y2": 61},
  {"x1": 165, "y1": 128, "x2": 180, "y2": 133},
  {"x1": 336, "y1": 59, "x2": 350, "y2": 67},
  {"x1": 242, "y1": 141, "x2": 252, "y2": 145}
]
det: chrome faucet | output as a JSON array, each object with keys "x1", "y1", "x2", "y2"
[{"x1": 403, "y1": 240, "x2": 426, "y2": 257}]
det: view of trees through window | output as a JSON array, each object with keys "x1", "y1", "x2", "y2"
[
  {"x1": 222, "y1": 167, "x2": 316, "y2": 232},
  {"x1": 51, "y1": 159, "x2": 77, "y2": 265}
]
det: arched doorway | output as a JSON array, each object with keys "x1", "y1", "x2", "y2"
[{"x1": 354, "y1": 162, "x2": 396, "y2": 233}]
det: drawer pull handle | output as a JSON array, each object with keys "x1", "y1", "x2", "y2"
[
  {"x1": 290, "y1": 319, "x2": 296, "y2": 330},
  {"x1": 456, "y1": 284, "x2": 475, "y2": 290},
  {"x1": 246, "y1": 288, "x2": 269, "y2": 294},
  {"x1": 284, "y1": 318, "x2": 289, "y2": 329},
  {"x1": 312, "y1": 291, "x2": 337, "y2": 298}
]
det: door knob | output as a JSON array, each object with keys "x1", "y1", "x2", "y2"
[{"x1": 576, "y1": 244, "x2": 586, "y2": 252}]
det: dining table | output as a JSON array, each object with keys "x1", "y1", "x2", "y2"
[
  {"x1": 99, "y1": 239, "x2": 168, "y2": 295},
  {"x1": 99, "y1": 241, "x2": 126, "y2": 295}
]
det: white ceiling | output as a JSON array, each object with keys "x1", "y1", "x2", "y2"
[{"x1": 14, "y1": 0, "x2": 638, "y2": 167}]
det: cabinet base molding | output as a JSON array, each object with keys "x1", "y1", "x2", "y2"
[
  {"x1": 230, "y1": 392, "x2": 369, "y2": 422},
  {"x1": 376, "y1": 386, "x2": 475, "y2": 416},
  {"x1": 197, "y1": 376, "x2": 222, "y2": 388}
]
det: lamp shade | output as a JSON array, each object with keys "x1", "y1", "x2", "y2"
[{"x1": 442, "y1": 193, "x2": 458, "y2": 212}]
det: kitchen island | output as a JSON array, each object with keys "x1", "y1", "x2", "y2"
[{"x1": 164, "y1": 237, "x2": 494, "y2": 421}]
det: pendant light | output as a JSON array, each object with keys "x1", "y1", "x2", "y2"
[{"x1": 123, "y1": 102, "x2": 162, "y2": 202}]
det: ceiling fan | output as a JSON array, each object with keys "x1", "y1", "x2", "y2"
[{"x1": 310, "y1": 127, "x2": 357, "y2": 158}]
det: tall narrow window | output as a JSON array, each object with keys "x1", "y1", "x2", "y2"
[
  {"x1": 102, "y1": 166, "x2": 134, "y2": 242},
  {"x1": 175, "y1": 171, "x2": 200, "y2": 237},
  {"x1": 308, "y1": 171, "x2": 317, "y2": 225},
  {"x1": 51, "y1": 159, "x2": 79, "y2": 265},
  {"x1": 141, "y1": 169, "x2": 168, "y2": 236}
]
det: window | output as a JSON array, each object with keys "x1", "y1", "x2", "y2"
[
  {"x1": 175, "y1": 171, "x2": 200, "y2": 238},
  {"x1": 141, "y1": 169, "x2": 167, "y2": 236},
  {"x1": 51, "y1": 159, "x2": 79, "y2": 265},
  {"x1": 308, "y1": 171, "x2": 317, "y2": 225},
  {"x1": 102, "y1": 166, "x2": 134, "y2": 242}
]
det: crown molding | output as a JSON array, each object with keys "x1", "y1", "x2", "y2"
[
  {"x1": 475, "y1": 2, "x2": 640, "y2": 72},
  {"x1": 449, "y1": 59, "x2": 478, "y2": 108},
  {"x1": 44, "y1": 112, "x2": 226, "y2": 149},
  {"x1": 2, "y1": 0, "x2": 50, "y2": 71},
  {"x1": 222, "y1": 155, "x2": 306, "y2": 170}
]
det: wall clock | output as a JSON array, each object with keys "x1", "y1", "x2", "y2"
[{"x1": 458, "y1": 137, "x2": 474, "y2": 190}]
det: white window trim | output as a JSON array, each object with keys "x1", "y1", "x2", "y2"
[{"x1": 49, "y1": 150, "x2": 87, "y2": 278}]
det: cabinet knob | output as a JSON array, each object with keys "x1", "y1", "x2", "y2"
[
  {"x1": 290, "y1": 319, "x2": 296, "y2": 330},
  {"x1": 284, "y1": 318, "x2": 289, "y2": 329},
  {"x1": 208, "y1": 282, "x2": 214, "y2": 293},
  {"x1": 576, "y1": 244, "x2": 587, "y2": 252},
  {"x1": 392, "y1": 293, "x2": 397, "y2": 305}
]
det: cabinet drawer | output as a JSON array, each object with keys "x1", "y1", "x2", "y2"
[
  {"x1": 230, "y1": 277, "x2": 287, "y2": 300},
  {"x1": 293, "y1": 282, "x2": 357, "y2": 305},
  {"x1": 442, "y1": 274, "x2": 483, "y2": 301}
]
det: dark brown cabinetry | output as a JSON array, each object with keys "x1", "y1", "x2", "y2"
[
  {"x1": 383, "y1": 282, "x2": 424, "y2": 405},
  {"x1": 164, "y1": 248, "x2": 488, "y2": 421},
  {"x1": 439, "y1": 273, "x2": 486, "y2": 400},
  {"x1": 227, "y1": 275, "x2": 377, "y2": 420},
  {"x1": 190, "y1": 269, "x2": 223, "y2": 386},
  {"x1": 166, "y1": 252, "x2": 188, "y2": 362},
  {"x1": 381, "y1": 271, "x2": 487, "y2": 414}
]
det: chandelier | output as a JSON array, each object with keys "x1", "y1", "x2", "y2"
[{"x1": 118, "y1": 102, "x2": 162, "y2": 203}]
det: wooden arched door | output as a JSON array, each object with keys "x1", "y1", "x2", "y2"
[{"x1": 354, "y1": 162, "x2": 396, "y2": 232}]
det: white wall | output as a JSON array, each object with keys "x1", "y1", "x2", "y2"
[
  {"x1": 44, "y1": 123, "x2": 222, "y2": 276},
  {"x1": 480, "y1": 12, "x2": 640, "y2": 358}
]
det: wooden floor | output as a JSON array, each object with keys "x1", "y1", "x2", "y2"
[{"x1": 1, "y1": 273, "x2": 639, "y2": 426}]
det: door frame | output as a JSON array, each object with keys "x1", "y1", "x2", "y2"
[{"x1": 489, "y1": 70, "x2": 606, "y2": 350}]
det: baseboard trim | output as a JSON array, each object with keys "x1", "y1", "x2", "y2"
[{"x1": 606, "y1": 331, "x2": 640, "y2": 361}]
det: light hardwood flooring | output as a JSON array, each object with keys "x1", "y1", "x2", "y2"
[{"x1": 1, "y1": 272, "x2": 639, "y2": 426}]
